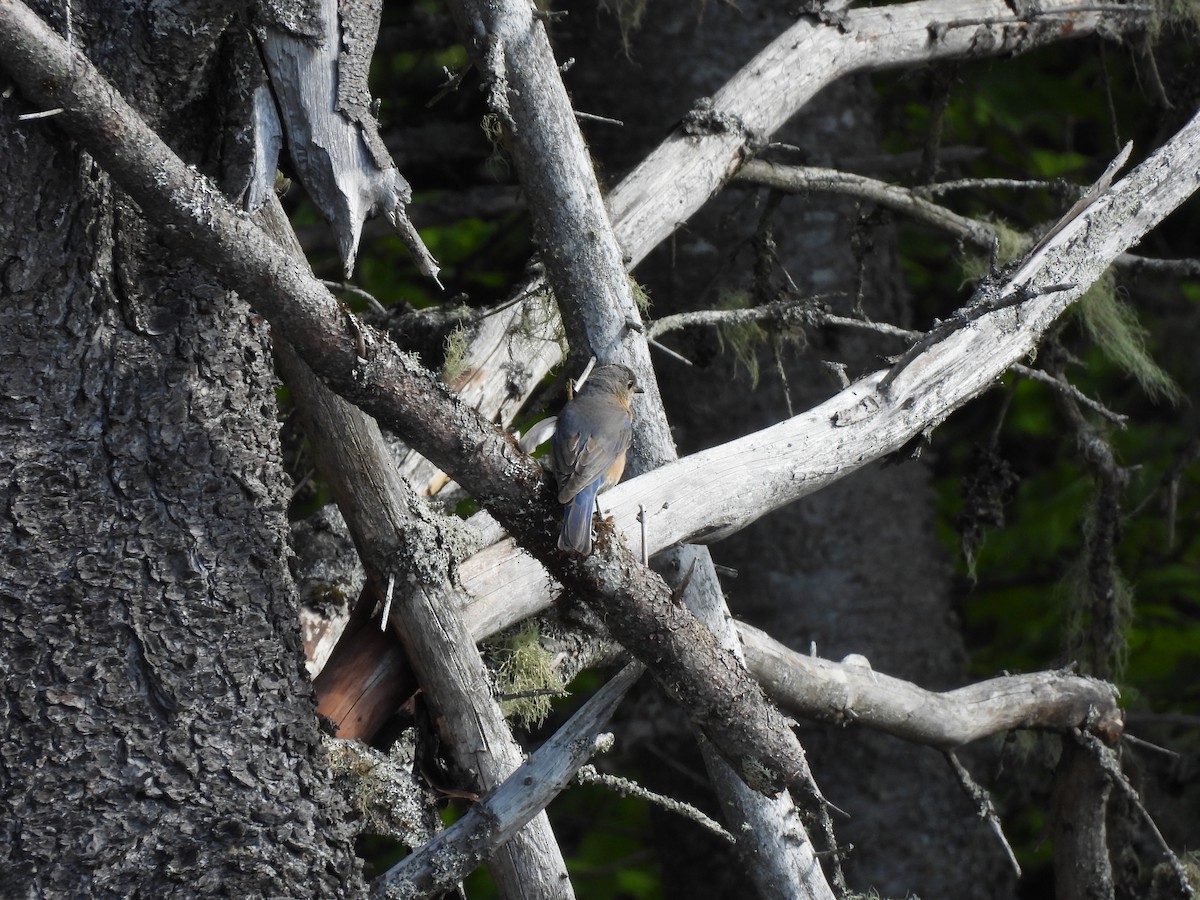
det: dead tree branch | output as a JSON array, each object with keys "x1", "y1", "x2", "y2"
[
  {"x1": 373, "y1": 664, "x2": 643, "y2": 898},
  {"x1": 740, "y1": 624, "x2": 1123, "y2": 747},
  {"x1": 452, "y1": 113, "x2": 1200, "y2": 636},
  {"x1": 646, "y1": 300, "x2": 1126, "y2": 426}
]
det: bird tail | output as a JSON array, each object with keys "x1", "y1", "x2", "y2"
[{"x1": 559, "y1": 482, "x2": 600, "y2": 554}]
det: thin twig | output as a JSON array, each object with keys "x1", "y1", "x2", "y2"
[
  {"x1": 570, "y1": 357, "x2": 597, "y2": 395},
  {"x1": 321, "y1": 280, "x2": 387, "y2": 314},
  {"x1": 638, "y1": 504, "x2": 648, "y2": 566},
  {"x1": 575, "y1": 764, "x2": 735, "y2": 844},
  {"x1": 1008, "y1": 364, "x2": 1127, "y2": 427},
  {"x1": 647, "y1": 298, "x2": 815, "y2": 340},
  {"x1": 496, "y1": 687, "x2": 570, "y2": 702},
  {"x1": 16, "y1": 106, "x2": 64, "y2": 119},
  {"x1": 379, "y1": 572, "x2": 395, "y2": 632},
  {"x1": 574, "y1": 110, "x2": 624, "y2": 127},
  {"x1": 737, "y1": 159, "x2": 997, "y2": 250},
  {"x1": 916, "y1": 176, "x2": 1066, "y2": 197},
  {"x1": 1120, "y1": 732, "x2": 1179, "y2": 761},
  {"x1": 945, "y1": 751, "x2": 1022, "y2": 877},
  {"x1": 648, "y1": 337, "x2": 695, "y2": 366},
  {"x1": 463, "y1": 271, "x2": 549, "y2": 323},
  {"x1": 1027, "y1": 142, "x2": 1132, "y2": 257},
  {"x1": 773, "y1": 342, "x2": 794, "y2": 417},
  {"x1": 738, "y1": 158, "x2": 1200, "y2": 281},
  {"x1": 1117, "y1": 254, "x2": 1200, "y2": 277},
  {"x1": 426, "y1": 65, "x2": 468, "y2": 108}
]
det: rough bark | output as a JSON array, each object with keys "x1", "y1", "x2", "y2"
[
  {"x1": 0, "y1": 2, "x2": 361, "y2": 894},
  {"x1": 1051, "y1": 736, "x2": 1115, "y2": 900}
]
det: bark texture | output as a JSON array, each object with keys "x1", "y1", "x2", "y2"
[{"x1": 0, "y1": 3, "x2": 360, "y2": 895}]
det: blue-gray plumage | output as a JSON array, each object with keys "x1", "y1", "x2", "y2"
[{"x1": 552, "y1": 364, "x2": 640, "y2": 554}]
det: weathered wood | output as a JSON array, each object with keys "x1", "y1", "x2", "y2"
[
  {"x1": 257, "y1": 0, "x2": 436, "y2": 278},
  {"x1": 261, "y1": 190, "x2": 574, "y2": 899},
  {"x1": 373, "y1": 664, "x2": 643, "y2": 898}
]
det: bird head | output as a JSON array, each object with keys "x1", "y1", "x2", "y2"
[{"x1": 580, "y1": 364, "x2": 641, "y2": 404}]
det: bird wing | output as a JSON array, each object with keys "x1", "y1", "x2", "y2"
[{"x1": 553, "y1": 401, "x2": 631, "y2": 503}]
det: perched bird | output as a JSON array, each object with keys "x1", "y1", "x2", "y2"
[{"x1": 552, "y1": 364, "x2": 640, "y2": 554}]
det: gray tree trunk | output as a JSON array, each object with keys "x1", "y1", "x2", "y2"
[
  {"x1": 0, "y1": 4, "x2": 362, "y2": 895},
  {"x1": 558, "y1": 4, "x2": 1014, "y2": 897}
]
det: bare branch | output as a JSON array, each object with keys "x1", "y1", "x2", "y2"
[
  {"x1": 575, "y1": 765, "x2": 735, "y2": 844},
  {"x1": 646, "y1": 298, "x2": 816, "y2": 341},
  {"x1": 1071, "y1": 729, "x2": 1196, "y2": 898},
  {"x1": 648, "y1": 299, "x2": 1124, "y2": 426},
  {"x1": 740, "y1": 624, "x2": 1123, "y2": 747},
  {"x1": 373, "y1": 664, "x2": 643, "y2": 897},
  {"x1": 945, "y1": 751, "x2": 1021, "y2": 877},
  {"x1": 611, "y1": 119, "x2": 1198, "y2": 549},
  {"x1": 453, "y1": 584, "x2": 1125, "y2": 752},
  {"x1": 825, "y1": 313, "x2": 1127, "y2": 425},
  {"x1": 446, "y1": 0, "x2": 839, "y2": 891},
  {"x1": 916, "y1": 176, "x2": 1068, "y2": 196},
  {"x1": 607, "y1": 0, "x2": 1152, "y2": 272},
  {"x1": 738, "y1": 158, "x2": 1200, "y2": 282},
  {"x1": 1051, "y1": 735, "x2": 1115, "y2": 900},
  {"x1": 736, "y1": 160, "x2": 996, "y2": 249}
]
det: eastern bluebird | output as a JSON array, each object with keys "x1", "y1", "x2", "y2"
[{"x1": 552, "y1": 364, "x2": 640, "y2": 555}]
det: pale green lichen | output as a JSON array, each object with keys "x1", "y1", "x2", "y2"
[
  {"x1": 629, "y1": 276, "x2": 652, "y2": 314},
  {"x1": 441, "y1": 324, "x2": 471, "y2": 385},
  {"x1": 491, "y1": 623, "x2": 564, "y2": 729},
  {"x1": 481, "y1": 113, "x2": 510, "y2": 179}
]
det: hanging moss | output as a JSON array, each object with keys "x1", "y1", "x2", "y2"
[
  {"x1": 1072, "y1": 272, "x2": 1183, "y2": 404},
  {"x1": 715, "y1": 290, "x2": 767, "y2": 388}
]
